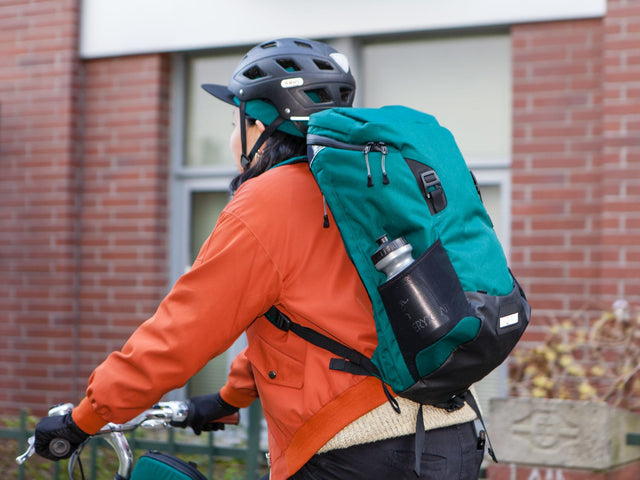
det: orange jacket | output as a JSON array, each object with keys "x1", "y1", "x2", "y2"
[{"x1": 73, "y1": 162, "x2": 391, "y2": 479}]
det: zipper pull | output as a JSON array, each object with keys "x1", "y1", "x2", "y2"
[
  {"x1": 380, "y1": 143, "x2": 389, "y2": 185},
  {"x1": 363, "y1": 143, "x2": 374, "y2": 187},
  {"x1": 322, "y1": 195, "x2": 330, "y2": 228}
]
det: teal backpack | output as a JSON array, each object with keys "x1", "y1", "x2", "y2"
[{"x1": 265, "y1": 106, "x2": 530, "y2": 422}]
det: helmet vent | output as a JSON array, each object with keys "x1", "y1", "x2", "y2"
[
  {"x1": 340, "y1": 87, "x2": 354, "y2": 103},
  {"x1": 313, "y1": 60, "x2": 334, "y2": 71},
  {"x1": 260, "y1": 41, "x2": 277, "y2": 49},
  {"x1": 276, "y1": 58, "x2": 301, "y2": 73},
  {"x1": 305, "y1": 88, "x2": 331, "y2": 104},
  {"x1": 294, "y1": 40, "x2": 312, "y2": 49},
  {"x1": 243, "y1": 66, "x2": 267, "y2": 80}
]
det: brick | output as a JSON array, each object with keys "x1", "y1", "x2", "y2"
[
  {"x1": 529, "y1": 281, "x2": 588, "y2": 296},
  {"x1": 532, "y1": 61, "x2": 592, "y2": 78},
  {"x1": 570, "y1": 75, "x2": 604, "y2": 91},
  {"x1": 513, "y1": 109, "x2": 569, "y2": 123},
  {"x1": 569, "y1": 138, "x2": 604, "y2": 153},
  {"x1": 531, "y1": 124, "x2": 592, "y2": 138},
  {"x1": 626, "y1": 217, "x2": 640, "y2": 230},
  {"x1": 513, "y1": 77, "x2": 570, "y2": 94},
  {"x1": 530, "y1": 217, "x2": 589, "y2": 231},
  {"x1": 530, "y1": 250, "x2": 586, "y2": 263},
  {"x1": 570, "y1": 108, "x2": 605, "y2": 122}
]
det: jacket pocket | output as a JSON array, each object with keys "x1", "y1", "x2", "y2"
[{"x1": 246, "y1": 333, "x2": 304, "y2": 389}]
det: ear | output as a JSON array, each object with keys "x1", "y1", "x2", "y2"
[{"x1": 255, "y1": 119, "x2": 266, "y2": 133}]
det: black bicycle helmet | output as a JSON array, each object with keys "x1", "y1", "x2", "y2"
[{"x1": 202, "y1": 38, "x2": 355, "y2": 168}]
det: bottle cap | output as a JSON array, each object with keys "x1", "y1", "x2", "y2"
[{"x1": 371, "y1": 235, "x2": 409, "y2": 265}]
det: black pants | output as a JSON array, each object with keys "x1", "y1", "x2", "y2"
[{"x1": 262, "y1": 421, "x2": 484, "y2": 480}]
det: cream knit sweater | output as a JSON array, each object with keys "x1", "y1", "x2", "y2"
[{"x1": 318, "y1": 393, "x2": 479, "y2": 453}]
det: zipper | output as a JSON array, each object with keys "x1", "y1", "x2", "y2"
[
  {"x1": 322, "y1": 195, "x2": 330, "y2": 228},
  {"x1": 363, "y1": 143, "x2": 374, "y2": 187},
  {"x1": 308, "y1": 135, "x2": 389, "y2": 187}
]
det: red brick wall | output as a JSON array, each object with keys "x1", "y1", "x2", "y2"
[
  {"x1": 77, "y1": 55, "x2": 171, "y2": 383},
  {"x1": 511, "y1": 0, "x2": 640, "y2": 333},
  {"x1": 511, "y1": 19, "x2": 605, "y2": 326},
  {"x1": 1, "y1": 0, "x2": 82, "y2": 413},
  {"x1": 0, "y1": 2, "x2": 171, "y2": 415},
  {"x1": 601, "y1": 0, "x2": 640, "y2": 304}
]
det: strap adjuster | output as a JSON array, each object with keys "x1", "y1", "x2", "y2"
[
  {"x1": 420, "y1": 168, "x2": 447, "y2": 214},
  {"x1": 421, "y1": 170, "x2": 440, "y2": 190},
  {"x1": 266, "y1": 307, "x2": 291, "y2": 331},
  {"x1": 329, "y1": 358, "x2": 348, "y2": 371}
]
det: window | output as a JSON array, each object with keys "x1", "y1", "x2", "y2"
[
  {"x1": 184, "y1": 53, "x2": 243, "y2": 168},
  {"x1": 361, "y1": 33, "x2": 512, "y2": 164}
]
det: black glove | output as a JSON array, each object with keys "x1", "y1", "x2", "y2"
[
  {"x1": 171, "y1": 393, "x2": 239, "y2": 435},
  {"x1": 34, "y1": 413, "x2": 90, "y2": 461}
]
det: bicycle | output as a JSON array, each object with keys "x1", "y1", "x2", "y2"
[{"x1": 16, "y1": 402, "x2": 240, "y2": 480}]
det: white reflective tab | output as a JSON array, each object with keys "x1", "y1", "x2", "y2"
[{"x1": 499, "y1": 312, "x2": 519, "y2": 328}]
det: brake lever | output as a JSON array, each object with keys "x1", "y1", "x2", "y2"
[{"x1": 16, "y1": 436, "x2": 35, "y2": 465}]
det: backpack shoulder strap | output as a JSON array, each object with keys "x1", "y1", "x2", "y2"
[
  {"x1": 263, "y1": 307, "x2": 400, "y2": 412},
  {"x1": 264, "y1": 307, "x2": 378, "y2": 376}
]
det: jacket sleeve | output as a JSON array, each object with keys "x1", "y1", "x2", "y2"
[
  {"x1": 72, "y1": 210, "x2": 282, "y2": 434},
  {"x1": 220, "y1": 347, "x2": 259, "y2": 408}
]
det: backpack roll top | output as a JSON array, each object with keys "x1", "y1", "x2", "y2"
[{"x1": 308, "y1": 105, "x2": 513, "y2": 296}]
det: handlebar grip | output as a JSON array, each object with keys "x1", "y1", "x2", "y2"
[
  {"x1": 213, "y1": 412, "x2": 240, "y2": 425},
  {"x1": 49, "y1": 438, "x2": 71, "y2": 458}
]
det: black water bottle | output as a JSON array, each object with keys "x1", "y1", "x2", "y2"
[{"x1": 372, "y1": 235, "x2": 472, "y2": 381}]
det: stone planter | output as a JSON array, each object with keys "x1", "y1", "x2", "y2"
[{"x1": 489, "y1": 397, "x2": 640, "y2": 470}]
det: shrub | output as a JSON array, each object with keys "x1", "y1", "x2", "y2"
[{"x1": 508, "y1": 299, "x2": 640, "y2": 411}]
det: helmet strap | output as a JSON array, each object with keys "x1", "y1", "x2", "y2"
[
  {"x1": 239, "y1": 101, "x2": 249, "y2": 168},
  {"x1": 240, "y1": 114, "x2": 286, "y2": 170}
]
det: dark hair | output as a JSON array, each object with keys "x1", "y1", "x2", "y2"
[{"x1": 229, "y1": 119, "x2": 307, "y2": 193}]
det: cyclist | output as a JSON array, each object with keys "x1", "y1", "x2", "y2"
[{"x1": 34, "y1": 37, "x2": 484, "y2": 479}]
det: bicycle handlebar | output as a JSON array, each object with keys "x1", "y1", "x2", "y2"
[
  {"x1": 16, "y1": 402, "x2": 76, "y2": 466},
  {"x1": 16, "y1": 401, "x2": 240, "y2": 479}
]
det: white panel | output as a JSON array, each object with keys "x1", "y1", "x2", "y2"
[
  {"x1": 80, "y1": 0, "x2": 606, "y2": 58},
  {"x1": 363, "y1": 34, "x2": 511, "y2": 162}
]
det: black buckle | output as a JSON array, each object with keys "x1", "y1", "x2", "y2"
[
  {"x1": 421, "y1": 170, "x2": 441, "y2": 195},
  {"x1": 329, "y1": 358, "x2": 347, "y2": 371},
  {"x1": 420, "y1": 169, "x2": 446, "y2": 214},
  {"x1": 271, "y1": 310, "x2": 291, "y2": 331},
  {"x1": 477, "y1": 430, "x2": 487, "y2": 450}
]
